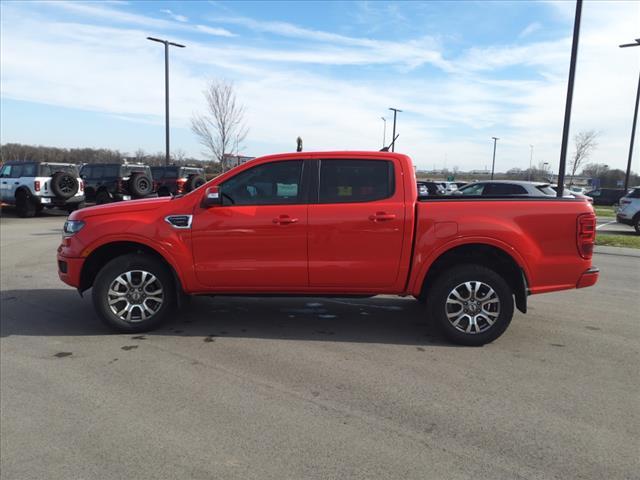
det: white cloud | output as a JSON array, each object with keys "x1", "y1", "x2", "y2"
[
  {"x1": 519, "y1": 22, "x2": 542, "y2": 38},
  {"x1": 160, "y1": 9, "x2": 188, "y2": 23}
]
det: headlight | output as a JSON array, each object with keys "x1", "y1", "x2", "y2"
[{"x1": 63, "y1": 220, "x2": 85, "y2": 237}]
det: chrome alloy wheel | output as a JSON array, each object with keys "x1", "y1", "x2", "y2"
[
  {"x1": 107, "y1": 270, "x2": 164, "y2": 323},
  {"x1": 445, "y1": 281, "x2": 500, "y2": 334}
]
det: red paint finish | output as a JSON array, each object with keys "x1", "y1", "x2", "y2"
[{"x1": 58, "y1": 151, "x2": 597, "y2": 301}]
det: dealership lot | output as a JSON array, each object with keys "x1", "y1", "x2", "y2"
[{"x1": 1, "y1": 211, "x2": 638, "y2": 480}]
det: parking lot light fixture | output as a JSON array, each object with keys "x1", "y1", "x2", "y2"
[
  {"x1": 147, "y1": 36, "x2": 186, "y2": 166},
  {"x1": 491, "y1": 137, "x2": 499, "y2": 180},
  {"x1": 619, "y1": 38, "x2": 640, "y2": 192}
]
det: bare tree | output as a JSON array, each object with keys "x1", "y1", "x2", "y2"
[
  {"x1": 191, "y1": 80, "x2": 248, "y2": 171},
  {"x1": 569, "y1": 130, "x2": 598, "y2": 186}
]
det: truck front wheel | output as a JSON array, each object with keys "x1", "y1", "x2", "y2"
[
  {"x1": 92, "y1": 254, "x2": 176, "y2": 332},
  {"x1": 426, "y1": 265, "x2": 514, "y2": 346}
]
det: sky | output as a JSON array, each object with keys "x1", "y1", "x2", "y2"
[{"x1": 1, "y1": 0, "x2": 639, "y2": 173}]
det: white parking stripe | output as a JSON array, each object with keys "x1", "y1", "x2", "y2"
[{"x1": 596, "y1": 220, "x2": 617, "y2": 230}]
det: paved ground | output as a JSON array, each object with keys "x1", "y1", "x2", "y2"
[
  {"x1": 596, "y1": 216, "x2": 636, "y2": 234},
  {"x1": 1, "y1": 211, "x2": 639, "y2": 480}
]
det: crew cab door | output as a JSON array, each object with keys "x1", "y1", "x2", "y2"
[
  {"x1": 308, "y1": 158, "x2": 405, "y2": 288},
  {"x1": 191, "y1": 160, "x2": 309, "y2": 289}
]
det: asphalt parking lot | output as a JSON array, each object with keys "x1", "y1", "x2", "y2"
[{"x1": 1, "y1": 210, "x2": 639, "y2": 480}]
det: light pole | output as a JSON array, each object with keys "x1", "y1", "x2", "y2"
[
  {"x1": 147, "y1": 36, "x2": 186, "y2": 166},
  {"x1": 380, "y1": 117, "x2": 387, "y2": 148},
  {"x1": 556, "y1": 0, "x2": 582, "y2": 197},
  {"x1": 491, "y1": 137, "x2": 499, "y2": 180},
  {"x1": 389, "y1": 107, "x2": 402, "y2": 152},
  {"x1": 529, "y1": 144, "x2": 534, "y2": 181},
  {"x1": 619, "y1": 38, "x2": 640, "y2": 192}
]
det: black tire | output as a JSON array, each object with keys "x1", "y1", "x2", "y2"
[
  {"x1": 186, "y1": 175, "x2": 205, "y2": 192},
  {"x1": 50, "y1": 172, "x2": 79, "y2": 199},
  {"x1": 634, "y1": 216, "x2": 640, "y2": 235},
  {"x1": 15, "y1": 191, "x2": 37, "y2": 218},
  {"x1": 92, "y1": 253, "x2": 176, "y2": 332},
  {"x1": 129, "y1": 173, "x2": 153, "y2": 197},
  {"x1": 96, "y1": 190, "x2": 111, "y2": 205},
  {"x1": 426, "y1": 264, "x2": 514, "y2": 346}
]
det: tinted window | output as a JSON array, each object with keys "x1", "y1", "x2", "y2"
[
  {"x1": 39, "y1": 164, "x2": 78, "y2": 176},
  {"x1": 629, "y1": 188, "x2": 640, "y2": 198},
  {"x1": 483, "y1": 183, "x2": 528, "y2": 195},
  {"x1": 221, "y1": 160, "x2": 303, "y2": 206},
  {"x1": 20, "y1": 164, "x2": 37, "y2": 177},
  {"x1": 10, "y1": 164, "x2": 23, "y2": 178},
  {"x1": 122, "y1": 166, "x2": 149, "y2": 176},
  {"x1": 319, "y1": 160, "x2": 394, "y2": 204}
]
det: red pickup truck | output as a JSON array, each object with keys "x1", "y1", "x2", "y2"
[{"x1": 57, "y1": 151, "x2": 598, "y2": 345}]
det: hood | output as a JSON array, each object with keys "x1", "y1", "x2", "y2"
[{"x1": 70, "y1": 197, "x2": 172, "y2": 220}]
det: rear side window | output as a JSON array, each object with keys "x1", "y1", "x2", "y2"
[
  {"x1": 319, "y1": 159, "x2": 394, "y2": 203},
  {"x1": 483, "y1": 183, "x2": 528, "y2": 195},
  {"x1": 459, "y1": 183, "x2": 485, "y2": 195},
  {"x1": 221, "y1": 160, "x2": 303, "y2": 206},
  {"x1": 40, "y1": 164, "x2": 78, "y2": 176},
  {"x1": 20, "y1": 164, "x2": 37, "y2": 177},
  {"x1": 536, "y1": 185, "x2": 556, "y2": 196}
]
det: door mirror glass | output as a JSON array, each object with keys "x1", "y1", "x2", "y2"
[{"x1": 202, "y1": 186, "x2": 222, "y2": 208}]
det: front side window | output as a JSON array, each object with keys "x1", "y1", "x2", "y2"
[
  {"x1": 0, "y1": 165, "x2": 12, "y2": 178},
  {"x1": 319, "y1": 159, "x2": 394, "y2": 204},
  {"x1": 220, "y1": 160, "x2": 303, "y2": 206}
]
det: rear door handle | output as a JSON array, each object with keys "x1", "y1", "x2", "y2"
[
  {"x1": 369, "y1": 212, "x2": 396, "y2": 222},
  {"x1": 273, "y1": 215, "x2": 299, "y2": 225}
]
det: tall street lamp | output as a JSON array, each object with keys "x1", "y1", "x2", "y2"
[
  {"x1": 147, "y1": 36, "x2": 186, "y2": 166},
  {"x1": 490, "y1": 136, "x2": 499, "y2": 180},
  {"x1": 556, "y1": 0, "x2": 582, "y2": 197},
  {"x1": 380, "y1": 117, "x2": 387, "y2": 148},
  {"x1": 389, "y1": 107, "x2": 402, "y2": 152},
  {"x1": 619, "y1": 38, "x2": 640, "y2": 192},
  {"x1": 529, "y1": 144, "x2": 534, "y2": 181}
]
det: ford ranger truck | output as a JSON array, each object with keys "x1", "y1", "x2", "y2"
[{"x1": 57, "y1": 151, "x2": 598, "y2": 346}]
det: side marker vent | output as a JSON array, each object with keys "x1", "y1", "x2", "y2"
[{"x1": 165, "y1": 215, "x2": 193, "y2": 229}]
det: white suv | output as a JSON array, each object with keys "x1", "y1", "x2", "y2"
[
  {"x1": 0, "y1": 161, "x2": 85, "y2": 217},
  {"x1": 616, "y1": 187, "x2": 640, "y2": 234}
]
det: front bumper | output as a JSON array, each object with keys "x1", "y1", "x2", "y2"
[
  {"x1": 57, "y1": 252, "x2": 84, "y2": 288},
  {"x1": 576, "y1": 266, "x2": 599, "y2": 289},
  {"x1": 616, "y1": 214, "x2": 633, "y2": 226}
]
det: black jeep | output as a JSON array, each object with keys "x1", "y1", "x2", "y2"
[
  {"x1": 80, "y1": 163, "x2": 156, "y2": 204},
  {"x1": 151, "y1": 166, "x2": 206, "y2": 197}
]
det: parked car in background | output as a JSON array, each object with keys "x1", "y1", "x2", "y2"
[
  {"x1": 0, "y1": 161, "x2": 84, "y2": 217},
  {"x1": 454, "y1": 181, "x2": 468, "y2": 189},
  {"x1": 549, "y1": 185, "x2": 593, "y2": 202},
  {"x1": 435, "y1": 181, "x2": 458, "y2": 194},
  {"x1": 454, "y1": 180, "x2": 556, "y2": 197},
  {"x1": 58, "y1": 151, "x2": 598, "y2": 346},
  {"x1": 569, "y1": 186, "x2": 586, "y2": 194},
  {"x1": 417, "y1": 181, "x2": 446, "y2": 197},
  {"x1": 584, "y1": 188, "x2": 628, "y2": 206},
  {"x1": 616, "y1": 187, "x2": 640, "y2": 234},
  {"x1": 151, "y1": 166, "x2": 206, "y2": 197},
  {"x1": 81, "y1": 163, "x2": 156, "y2": 204}
]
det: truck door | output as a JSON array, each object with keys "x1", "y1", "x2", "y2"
[
  {"x1": 308, "y1": 158, "x2": 405, "y2": 289},
  {"x1": 191, "y1": 159, "x2": 309, "y2": 289}
]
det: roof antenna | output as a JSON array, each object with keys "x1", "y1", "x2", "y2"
[
  {"x1": 296, "y1": 136, "x2": 303, "y2": 152},
  {"x1": 380, "y1": 133, "x2": 399, "y2": 152}
]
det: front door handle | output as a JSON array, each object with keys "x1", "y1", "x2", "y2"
[
  {"x1": 273, "y1": 215, "x2": 299, "y2": 225},
  {"x1": 369, "y1": 212, "x2": 396, "y2": 222}
]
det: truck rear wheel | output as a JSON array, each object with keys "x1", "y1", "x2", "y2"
[
  {"x1": 426, "y1": 264, "x2": 514, "y2": 346},
  {"x1": 92, "y1": 254, "x2": 176, "y2": 332}
]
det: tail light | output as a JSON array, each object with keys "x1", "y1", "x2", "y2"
[
  {"x1": 34, "y1": 180, "x2": 40, "y2": 192},
  {"x1": 117, "y1": 179, "x2": 126, "y2": 193},
  {"x1": 176, "y1": 178, "x2": 187, "y2": 193},
  {"x1": 79, "y1": 180, "x2": 84, "y2": 192},
  {"x1": 619, "y1": 199, "x2": 631, "y2": 205},
  {"x1": 576, "y1": 213, "x2": 596, "y2": 259}
]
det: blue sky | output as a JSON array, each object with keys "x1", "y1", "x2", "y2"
[{"x1": 1, "y1": 0, "x2": 638, "y2": 172}]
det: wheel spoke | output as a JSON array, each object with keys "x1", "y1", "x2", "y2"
[
  {"x1": 108, "y1": 269, "x2": 164, "y2": 323},
  {"x1": 446, "y1": 281, "x2": 501, "y2": 335}
]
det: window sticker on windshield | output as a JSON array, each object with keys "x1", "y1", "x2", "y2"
[
  {"x1": 337, "y1": 186, "x2": 352, "y2": 196},
  {"x1": 277, "y1": 183, "x2": 298, "y2": 197}
]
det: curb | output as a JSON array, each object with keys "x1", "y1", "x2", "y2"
[{"x1": 594, "y1": 245, "x2": 640, "y2": 258}]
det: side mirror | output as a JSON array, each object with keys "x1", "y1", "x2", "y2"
[{"x1": 202, "y1": 186, "x2": 222, "y2": 208}]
